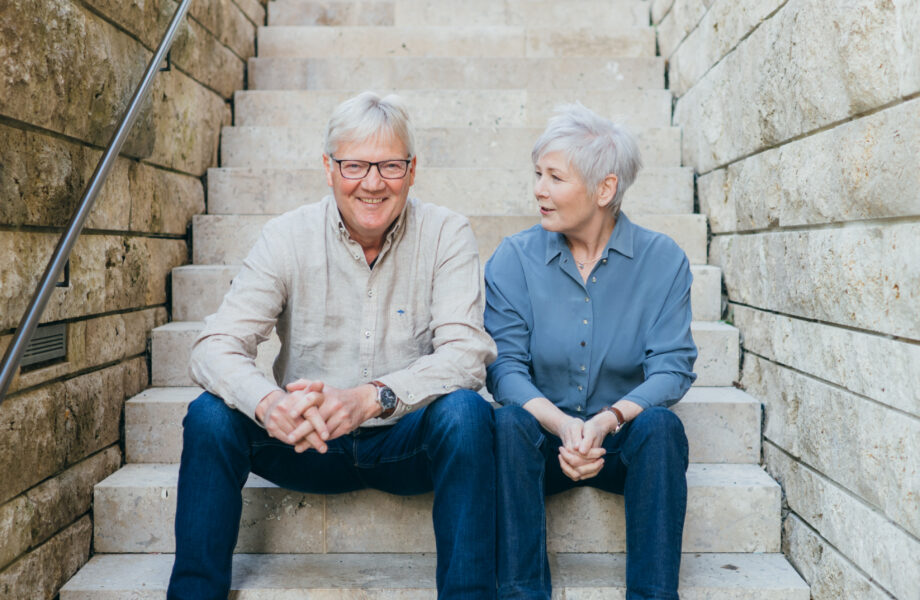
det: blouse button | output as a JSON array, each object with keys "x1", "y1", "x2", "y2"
[
  {"x1": 584, "y1": 297, "x2": 590, "y2": 302},
  {"x1": 580, "y1": 365, "x2": 586, "y2": 371},
  {"x1": 577, "y1": 385, "x2": 583, "y2": 391},
  {"x1": 576, "y1": 406, "x2": 583, "y2": 412},
  {"x1": 602, "y1": 259, "x2": 607, "y2": 264},
  {"x1": 583, "y1": 319, "x2": 588, "y2": 325},
  {"x1": 591, "y1": 276, "x2": 597, "y2": 283}
]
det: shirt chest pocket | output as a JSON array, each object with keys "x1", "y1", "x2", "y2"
[{"x1": 386, "y1": 306, "x2": 433, "y2": 369}]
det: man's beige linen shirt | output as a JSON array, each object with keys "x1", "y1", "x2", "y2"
[{"x1": 189, "y1": 196, "x2": 497, "y2": 424}]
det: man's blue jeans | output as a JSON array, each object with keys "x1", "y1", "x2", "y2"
[
  {"x1": 167, "y1": 389, "x2": 496, "y2": 599},
  {"x1": 495, "y1": 405, "x2": 688, "y2": 600}
]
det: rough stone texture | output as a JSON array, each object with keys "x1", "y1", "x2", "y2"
[
  {"x1": 235, "y1": 88, "x2": 673, "y2": 129},
  {"x1": 699, "y1": 97, "x2": 920, "y2": 233},
  {"x1": 187, "y1": 0, "x2": 258, "y2": 58},
  {"x1": 657, "y1": 0, "x2": 714, "y2": 59},
  {"x1": 5, "y1": 308, "x2": 166, "y2": 396},
  {"x1": 94, "y1": 463, "x2": 779, "y2": 553},
  {"x1": 0, "y1": 124, "x2": 204, "y2": 233},
  {"x1": 764, "y1": 442, "x2": 920, "y2": 600},
  {"x1": 711, "y1": 224, "x2": 920, "y2": 339},
  {"x1": 145, "y1": 70, "x2": 231, "y2": 176},
  {"x1": 0, "y1": 1, "x2": 155, "y2": 157},
  {"x1": 782, "y1": 513, "x2": 894, "y2": 600},
  {"x1": 83, "y1": 0, "x2": 245, "y2": 98},
  {"x1": 0, "y1": 447, "x2": 121, "y2": 572},
  {"x1": 0, "y1": 232, "x2": 186, "y2": 331},
  {"x1": 688, "y1": 321, "x2": 738, "y2": 387},
  {"x1": 125, "y1": 387, "x2": 201, "y2": 463},
  {"x1": 744, "y1": 354, "x2": 920, "y2": 539},
  {"x1": 0, "y1": 361, "x2": 141, "y2": 505},
  {"x1": 690, "y1": 265, "x2": 722, "y2": 322},
  {"x1": 667, "y1": 0, "x2": 786, "y2": 96},
  {"x1": 257, "y1": 26, "x2": 656, "y2": 58},
  {"x1": 734, "y1": 305, "x2": 920, "y2": 417},
  {"x1": 270, "y1": 0, "x2": 395, "y2": 26},
  {"x1": 233, "y1": 0, "x2": 267, "y2": 26},
  {"x1": 675, "y1": 0, "x2": 920, "y2": 173},
  {"x1": 249, "y1": 56, "x2": 665, "y2": 91},
  {"x1": 0, "y1": 516, "x2": 92, "y2": 600},
  {"x1": 221, "y1": 126, "x2": 682, "y2": 170},
  {"x1": 61, "y1": 552, "x2": 809, "y2": 599}
]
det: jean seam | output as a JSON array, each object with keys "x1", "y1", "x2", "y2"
[{"x1": 357, "y1": 444, "x2": 428, "y2": 468}]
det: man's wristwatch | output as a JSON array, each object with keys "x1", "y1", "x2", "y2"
[{"x1": 371, "y1": 380, "x2": 398, "y2": 419}]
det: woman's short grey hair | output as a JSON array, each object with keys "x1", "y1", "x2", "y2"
[
  {"x1": 324, "y1": 92, "x2": 416, "y2": 157},
  {"x1": 532, "y1": 103, "x2": 642, "y2": 216}
]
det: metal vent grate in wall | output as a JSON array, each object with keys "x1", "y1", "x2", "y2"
[{"x1": 21, "y1": 323, "x2": 67, "y2": 368}]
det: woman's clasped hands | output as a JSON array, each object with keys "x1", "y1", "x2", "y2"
[{"x1": 557, "y1": 413, "x2": 615, "y2": 482}]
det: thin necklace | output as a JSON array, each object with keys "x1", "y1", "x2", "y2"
[{"x1": 574, "y1": 253, "x2": 604, "y2": 270}]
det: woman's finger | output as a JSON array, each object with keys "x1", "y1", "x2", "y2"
[{"x1": 558, "y1": 454, "x2": 581, "y2": 481}]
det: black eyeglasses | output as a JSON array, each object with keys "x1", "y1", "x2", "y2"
[{"x1": 330, "y1": 156, "x2": 412, "y2": 180}]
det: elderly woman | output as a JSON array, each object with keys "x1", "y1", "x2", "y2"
[{"x1": 484, "y1": 103, "x2": 697, "y2": 600}]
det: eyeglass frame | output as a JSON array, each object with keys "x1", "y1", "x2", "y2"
[{"x1": 329, "y1": 155, "x2": 414, "y2": 180}]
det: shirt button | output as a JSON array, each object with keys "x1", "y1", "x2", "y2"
[
  {"x1": 362, "y1": 368, "x2": 368, "y2": 377},
  {"x1": 408, "y1": 394, "x2": 415, "y2": 400},
  {"x1": 577, "y1": 385, "x2": 583, "y2": 391},
  {"x1": 367, "y1": 289, "x2": 374, "y2": 297},
  {"x1": 580, "y1": 365, "x2": 586, "y2": 371},
  {"x1": 364, "y1": 331, "x2": 371, "y2": 338},
  {"x1": 580, "y1": 341, "x2": 586, "y2": 347}
]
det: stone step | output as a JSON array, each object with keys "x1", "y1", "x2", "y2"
[
  {"x1": 62, "y1": 552, "x2": 809, "y2": 599},
  {"x1": 149, "y1": 322, "x2": 281, "y2": 387},
  {"x1": 61, "y1": 552, "x2": 810, "y2": 599},
  {"x1": 248, "y1": 56, "x2": 665, "y2": 90},
  {"x1": 207, "y1": 166, "x2": 693, "y2": 217},
  {"x1": 191, "y1": 213, "x2": 707, "y2": 265},
  {"x1": 257, "y1": 25, "x2": 657, "y2": 59},
  {"x1": 125, "y1": 386, "x2": 760, "y2": 465},
  {"x1": 170, "y1": 261, "x2": 719, "y2": 323},
  {"x1": 234, "y1": 89, "x2": 674, "y2": 129},
  {"x1": 92, "y1": 463, "x2": 779, "y2": 554},
  {"x1": 220, "y1": 125, "x2": 683, "y2": 168},
  {"x1": 148, "y1": 318, "x2": 737, "y2": 389},
  {"x1": 268, "y1": 0, "x2": 652, "y2": 29}
]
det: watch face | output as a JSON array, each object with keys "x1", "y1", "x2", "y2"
[{"x1": 378, "y1": 385, "x2": 397, "y2": 410}]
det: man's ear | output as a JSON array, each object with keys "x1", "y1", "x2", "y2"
[
  {"x1": 406, "y1": 155, "x2": 418, "y2": 187},
  {"x1": 322, "y1": 154, "x2": 334, "y2": 187},
  {"x1": 596, "y1": 174, "x2": 618, "y2": 209}
]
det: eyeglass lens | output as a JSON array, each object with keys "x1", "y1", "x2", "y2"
[{"x1": 338, "y1": 159, "x2": 410, "y2": 179}]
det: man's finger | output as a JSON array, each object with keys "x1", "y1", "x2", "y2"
[
  {"x1": 558, "y1": 454, "x2": 581, "y2": 481},
  {"x1": 294, "y1": 430, "x2": 327, "y2": 454},
  {"x1": 304, "y1": 405, "x2": 329, "y2": 440}
]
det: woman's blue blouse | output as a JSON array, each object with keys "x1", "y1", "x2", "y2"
[{"x1": 484, "y1": 213, "x2": 698, "y2": 417}]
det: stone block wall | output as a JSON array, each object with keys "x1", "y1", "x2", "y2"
[
  {"x1": 0, "y1": 0, "x2": 264, "y2": 596},
  {"x1": 653, "y1": 0, "x2": 919, "y2": 598}
]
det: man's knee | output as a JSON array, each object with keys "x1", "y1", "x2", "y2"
[
  {"x1": 424, "y1": 389, "x2": 494, "y2": 447},
  {"x1": 183, "y1": 392, "x2": 249, "y2": 449}
]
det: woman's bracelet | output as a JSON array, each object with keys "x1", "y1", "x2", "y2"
[{"x1": 604, "y1": 405, "x2": 625, "y2": 434}]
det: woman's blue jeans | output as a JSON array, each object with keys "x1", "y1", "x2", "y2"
[
  {"x1": 167, "y1": 389, "x2": 496, "y2": 600},
  {"x1": 495, "y1": 405, "x2": 689, "y2": 600}
]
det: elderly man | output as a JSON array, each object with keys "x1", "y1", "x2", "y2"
[{"x1": 167, "y1": 92, "x2": 498, "y2": 600}]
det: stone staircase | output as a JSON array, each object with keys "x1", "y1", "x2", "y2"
[{"x1": 62, "y1": 0, "x2": 810, "y2": 597}]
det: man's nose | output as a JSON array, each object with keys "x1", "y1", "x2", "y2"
[{"x1": 361, "y1": 165, "x2": 387, "y2": 188}]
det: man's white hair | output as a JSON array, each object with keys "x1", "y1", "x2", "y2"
[
  {"x1": 532, "y1": 102, "x2": 642, "y2": 216},
  {"x1": 324, "y1": 91, "x2": 416, "y2": 157}
]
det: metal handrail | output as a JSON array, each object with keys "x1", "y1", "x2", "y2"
[{"x1": 0, "y1": 0, "x2": 193, "y2": 403}]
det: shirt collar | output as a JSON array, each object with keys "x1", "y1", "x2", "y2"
[
  {"x1": 543, "y1": 212, "x2": 636, "y2": 265},
  {"x1": 326, "y1": 196, "x2": 413, "y2": 246}
]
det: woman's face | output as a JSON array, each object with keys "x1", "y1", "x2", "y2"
[{"x1": 534, "y1": 151, "x2": 599, "y2": 237}]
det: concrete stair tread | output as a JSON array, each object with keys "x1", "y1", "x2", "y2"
[
  {"x1": 61, "y1": 552, "x2": 809, "y2": 599},
  {"x1": 257, "y1": 25, "x2": 657, "y2": 59},
  {"x1": 170, "y1": 261, "x2": 720, "y2": 323},
  {"x1": 92, "y1": 463, "x2": 779, "y2": 554},
  {"x1": 234, "y1": 88, "x2": 673, "y2": 129},
  {"x1": 191, "y1": 213, "x2": 708, "y2": 266},
  {"x1": 126, "y1": 384, "x2": 759, "y2": 465},
  {"x1": 248, "y1": 56, "x2": 665, "y2": 90},
  {"x1": 269, "y1": 0, "x2": 652, "y2": 29},
  {"x1": 219, "y1": 125, "x2": 683, "y2": 168},
  {"x1": 206, "y1": 166, "x2": 693, "y2": 217}
]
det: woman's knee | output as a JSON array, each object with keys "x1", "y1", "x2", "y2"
[{"x1": 625, "y1": 406, "x2": 688, "y2": 464}]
